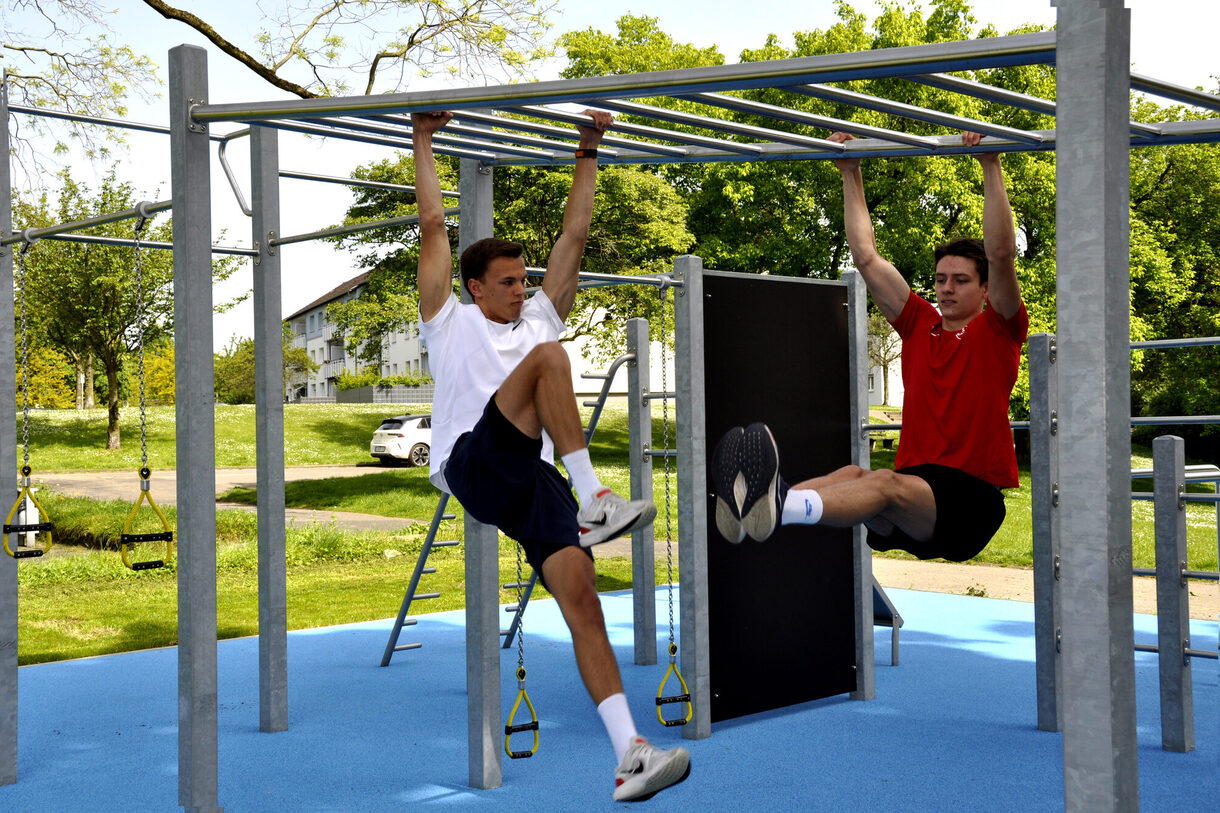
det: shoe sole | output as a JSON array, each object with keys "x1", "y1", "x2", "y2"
[
  {"x1": 740, "y1": 422, "x2": 781, "y2": 542},
  {"x1": 613, "y1": 750, "x2": 691, "y2": 801},
  {"x1": 710, "y1": 426, "x2": 746, "y2": 544},
  {"x1": 579, "y1": 502, "x2": 658, "y2": 548}
]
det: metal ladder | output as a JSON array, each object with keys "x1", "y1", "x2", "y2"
[
  {"x1": 379, "y1": 494, "x2": 459, "y2": 665},
  {"x1": 381, "y1": 350, "x2": 639, "y2": 664}
]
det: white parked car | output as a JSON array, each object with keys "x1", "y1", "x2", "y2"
[{"x1": 370, "y1": 413, "x2": 432, "y2": 467}]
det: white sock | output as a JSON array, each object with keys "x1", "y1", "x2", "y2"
[
  {"x1": 782, "y1": 489, "x2": 824, "y2": 525},
  {"x1": 596, "y1": 692, "x2": 638, "y2": 763},
  {"x1": 561, "y1": 449, "x2": 604, "y2": 506}
]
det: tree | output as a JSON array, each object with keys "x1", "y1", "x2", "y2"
[
  {"x1": 867, "y1": 310, "x2": 902, "y2": 406},
  {"x1": 140, "y1": 0, "x2": 556, "y2": 98},
  {"x1": 14, "y1": 169, "x2": 242, "y2": 447},
  {"x1": 214, "y1": 329, "x2": 319, "y2": 405},
  {"x1": 143, "y1": 339, "x2": 176, "y2": 406},
  {"x1": 1, "y1": 0, "x2": 158, "y2": 165}
]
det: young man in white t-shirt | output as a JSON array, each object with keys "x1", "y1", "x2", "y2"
[{"x1": 412, "y1": 111, "x2": 690, "y2": 802}]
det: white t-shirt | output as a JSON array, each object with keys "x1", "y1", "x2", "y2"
[{"x1": 419, "y1": 290, "x2": 565, "y2": 493}]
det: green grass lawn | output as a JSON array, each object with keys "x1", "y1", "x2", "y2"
[{"x1": 13, "y1": 402, "x2": 1219, "y2": 666}]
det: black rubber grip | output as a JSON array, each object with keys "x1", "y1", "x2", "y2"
[
  {"x1": 4, "y1": 522, "x2": 53, "y2": 533},
  {"x1": 507, "y1": 750, "x2": 535, "y2": 760},
  {"x1": 656, "y1": 693, "x2": 691, "y2": 706},
  {"x1": 660, "y1": 718, "x2": 688, "y2": 728},
  {"x1": 504, "y1": 721, "x2": 539, "y2": 734},
  {"x1": 121, "y1": 532, "x2": 174, "y2": 543},
  {"x1": 132, "y1": 560, "x2": 165, "y2": 571},
  {"x1": 13, "y1": 549, "x2": 44, "y2": 559}
]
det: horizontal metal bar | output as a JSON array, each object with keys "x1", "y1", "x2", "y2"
[
  {"x1": 316, "y1": 114, "x2": 558, "y2": 161},
  {"x1": 258, "y1": 117, "x2": 499, "y2": 163},
  {"x1": 279, "y1": 169, "x2": 460, "y2": 199},
  {"x1": 680, "y1": 91, "x2": 938, "y2": 149},
  {"x1": 188, "y1": 32, "x2": 1057, "y2": 124},
  {"x1": 1182, "y1": 494, "x2": 1220, "y2": 504},
  {"x1": 786, "y1": 83, "x2": 1047, "y2": 145},
  {"x1": 1132, "y1": 567, "x2": 1219, "y2": 581},
  {"x1": 9, "y1": 103, "x2": 240, "y2": 142},
  {"x1": 508, "y1": 105, "x2": 763, "y2": 155},
  {"x1": 3, "y1": 199, "x2": 172, "y2": 245},
  {"x1": 1130, "y1": 336, "x2": 1220, "y2": 350},
  {"x1": 525, "y1": 267, "x2": 683, "y2": 289},
  {"x1": 592, "y1": 98, "x2": 845, "y2": 152},
  {"x1": 1133, "y1": 643, "x2": 1158, "y2": 653},
  {"x1": 645, "y1": 449, "x2": 677, "y2": 458},
  {"x1": 449, "y1": 110, "x2": 688, "y2": 157},
  {"x1": 1131, "y1": 416, "x2": 1220, "y2": 427},
  {"x1": 642, "y1": 392, "x2": 677, "y2": 401},
  {"x1": 1130, "y1": 464, "x2": 1220, "y2": 480},
  {"x1": 905, "y1": 73, "x2": 1163, "y2": 138},
  {"x1": 2, "y1": 231, "x2": 258, "y2": 257},
  {"x1": 368, "y1": 113, "x2": 627, "y2": 159},
  {"x1": 270, "y1": 208, "x2": 459, "y2": 247},
  {"x1": 1131, "y1": 73, "x2": 1220, "y2": 114}
]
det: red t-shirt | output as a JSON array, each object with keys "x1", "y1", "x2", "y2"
[{"x1": 891, "y1": 291, "x2": 1029, "y2": 488}]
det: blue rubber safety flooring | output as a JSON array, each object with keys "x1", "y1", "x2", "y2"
[{"x1": 2, "y1": 586, "x2": 1216, "y2": 812}]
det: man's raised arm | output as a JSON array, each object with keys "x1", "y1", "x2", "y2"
[
  {"x1": 412, "y1": 112, "x2": 455, "y2": 323},
  {"x1": 828, "y1": 132, "x2": 911, "y2": 322},
  {"x1": 541, "y1": 110, "x2": 614, "y2": 322},
  {"x1": 964, "y1": 131, "x2": 1021, "y2": 319}
]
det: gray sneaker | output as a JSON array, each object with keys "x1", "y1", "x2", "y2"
[
  {"x1": 740, "y1": 422, "x2": 787, "y2": 542},
  {"x1": 613, "y1": 736, "x2": 690, "y2": 801},
  {"x1": 710, "y1": 426, "x2": 747, "y2": 543},
  {"x1": 577, "y1": 489, "x2": 657, "y2": 548}
]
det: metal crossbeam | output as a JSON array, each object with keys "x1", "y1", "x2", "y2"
[
  {"x1": 592, "y1": 98, "x2": 845, "y2": 152},
  {"x1": 786, "y1": 82, "x2": 1047, "y2": 144},
  {"x1": 680, "y1": 91, "x2": 939, "y2": 149}
]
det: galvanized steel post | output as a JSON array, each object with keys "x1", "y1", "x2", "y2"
[
  {"x1": 673, "y1": 255, "x2": 711, "y2": 740},
  {"x1": 626, "y1": 317, "x2": 658, "y2": 665},
  {"x1": 1152, "y1": 435, "x2": 1193, "y2": 752},
  {"x1": 251, "y1": 125, "x2": 289, "y2": 734},
  {"x1": 1054, "y1": 2, "x2": 1139, "y2": 810},
  {"x1": 169, "y1": 44, "x2": 223, "y2": 813},
  {"x1": 457, "y1": 157, "x2": 502, "y2": 789},
  {"x1": 1029, "y1": 332, "x2": 1062, "y2": 732},
  {"x1": 844, "y1": 269, "x2": 875, "y2": 700},
  {"x1": 0, "y1": 77, "x2": 18, "y2": 789}
]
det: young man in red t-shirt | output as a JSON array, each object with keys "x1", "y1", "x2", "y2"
[{"x1": 712, "y1": 131, "x2": 1028, "y2": 562}]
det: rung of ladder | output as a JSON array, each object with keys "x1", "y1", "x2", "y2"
[
  {"x1": 433, "y1": 539, "x2": 459, "y2": 547},
  {"x1": 505, "y1": 604, "x2": 522, "y2": 613},
  {"x1": 422, "y1": 567, "x2": 436, "y2": 575},
  {"x1": 502, "y1": 581, "x2": 530, "y2": 590},
  {"x1": 414, "y1": 592, "x2": 440, "y2": 600},
  {"x1": 441, "y1": 513, "x2": 456, "y2": 520},
  {"x1": 582, "y1": 400, "x2": 599, "y2": 408},
  {"x1": 581, "y1": 372, "x2": 610, "y2": 380},
  {"x1": 393, "y1": 642, "x2": 422, "y2": 652}
]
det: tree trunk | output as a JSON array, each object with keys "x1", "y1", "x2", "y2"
[
  {"x1": 85, "y1": 355, "x2": 96, "y2": 409},
  {"x1": 882, "y1": 367, "x2": 890, "y2": 407},
  {"x1": 106, "y1": 362, "x2": 121, "y2": 450},
  {"x1": 74, "y1": 356, "x2": 85, "y2": 410}
]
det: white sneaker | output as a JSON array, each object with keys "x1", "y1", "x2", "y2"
[
  {"x1": 613, "y1": 736, "x2": 690, "y2": 801},
  {"x1": 577, "y1": 489, "x2": 657, "y2": 548}
]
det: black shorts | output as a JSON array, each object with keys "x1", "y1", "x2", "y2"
[
  {"x1": 866, "y1": 463, "x2": 1006, "y2": 562},
  {"x1": 443, "y1": 393, "x2": 589, "y2": 579}
]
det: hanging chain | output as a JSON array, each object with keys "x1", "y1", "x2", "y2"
[
  {"x1": 133, "y1": 214, "x2": 149, "y2": 470},
  {"x1": 16, "y1": 243, "x2": 32, "y2": 469},
  {"x1": 515, "y1": 541, "x2": 525, "y2": 675},
  {"x1": 660, "y1": 287, "x2": 675, "y2": 647}
]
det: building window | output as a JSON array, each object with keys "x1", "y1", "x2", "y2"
[{"x1": 868, "y1": 374, "x2": 875, "y2": 391}]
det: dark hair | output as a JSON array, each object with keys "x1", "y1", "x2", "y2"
[
  {"x1": 459, "y1": 237, "x2": 524, "y2": 295},
  {"x1": 933, "y1": 237, "x2": 989, "y2": 284}
]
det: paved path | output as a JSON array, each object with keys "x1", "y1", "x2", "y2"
[{"x1": 33, "y1": 466, "x2": 1218, "y2": 619}]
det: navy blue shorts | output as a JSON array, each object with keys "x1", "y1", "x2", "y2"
[
  {"x1": 444, "y1": 394, "x2": 589, "y2": 579},
  {"x1": 866, "y1": 464, "x2": 1006, "y2": 562}
]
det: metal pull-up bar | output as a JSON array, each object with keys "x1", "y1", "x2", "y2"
[
  {"x1": 267, "y1": 208, "x2": 459, "y2": 248},
  {"x1": 1, "y1": 199, "x2": 172, "y2": 246}
]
